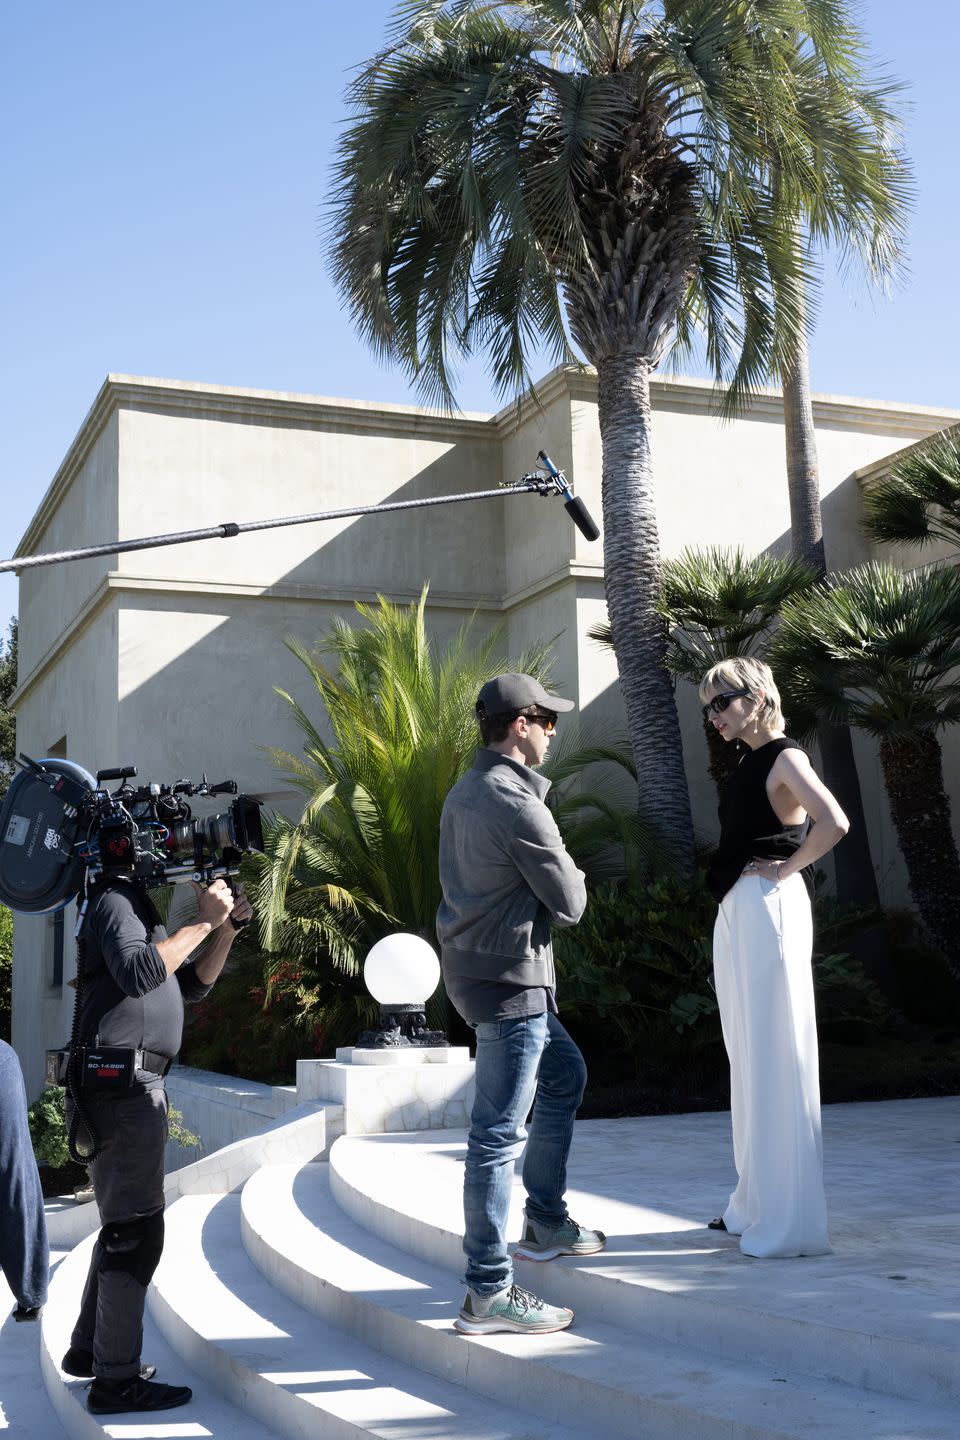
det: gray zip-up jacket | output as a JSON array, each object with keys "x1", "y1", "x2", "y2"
[{"x1": 437, "y1": 749, "x2": 587, "y2": 1004}]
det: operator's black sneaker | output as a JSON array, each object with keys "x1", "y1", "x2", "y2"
[
  {"x1": 87, "y1": 1376, "x2": 192, "y2": 1414},
  {"x1": 61, "y1": 1346, "x2": 156, "y2": 1381},
  {"x1": 12, "y1": 1304, "x2": 41, "y2": 1322}
]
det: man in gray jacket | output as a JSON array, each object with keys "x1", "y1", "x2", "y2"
[{"x1": 438, "y1": 672, "x2": 604, "y2": 1336}]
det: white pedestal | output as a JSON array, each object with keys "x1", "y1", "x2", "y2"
[
  {"x1": 334, "y1": 1045, "x2": 470, "y2": 1067},
  {"x1": 297, "y1": 1047, "x2": 475, "y2": 1139}
]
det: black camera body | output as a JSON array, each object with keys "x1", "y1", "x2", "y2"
[{"x1": 0, "y1": 754, "x2": 264, "y2": 914}]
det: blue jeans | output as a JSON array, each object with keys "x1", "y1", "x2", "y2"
[{"x1": 463, "y1": 1011, "x2": 587, "y2": 1295}]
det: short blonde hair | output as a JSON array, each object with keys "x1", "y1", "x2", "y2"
[{"x1": 698, "y1": 656, "x2": 785, "y2": 730}]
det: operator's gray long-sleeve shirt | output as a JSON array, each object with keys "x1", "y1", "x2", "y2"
[{"x1": 437, "y1": 749, "x2": 587, "y2": 1023}]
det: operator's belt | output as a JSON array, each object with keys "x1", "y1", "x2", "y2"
[
  {"x1": 46, "y1": 1045, "x2": 174, "y2": 1089},
  {"x1": 137, "y1": 1049, "x2": 173, "y2": 1077}
]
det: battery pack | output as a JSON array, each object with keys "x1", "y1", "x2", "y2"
[
  {"x1": 81, "y1": 1047, "x2": 137, "y2": 1090},
  {"x1": 44, "y1": 1045, "x2": 138, "y2": 1091}
]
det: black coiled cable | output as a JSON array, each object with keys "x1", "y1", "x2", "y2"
[{"x1": 65, "y1": 895, "x2": 101, "y2": 1165}]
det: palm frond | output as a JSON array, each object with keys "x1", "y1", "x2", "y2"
[
  {"x1": 863, "y1": 432, "x2": 960, "y2": 551},
  {"x1": 330, "y1": 1, "x2": 910, "y2": 414},
  {"x1": 657, "y1": 545, "x2": 814, "y2": 680},
  {"x1": 771, "y1": 562, "x2": 960, "y2": 740}
]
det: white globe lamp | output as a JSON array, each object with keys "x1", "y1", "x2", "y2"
[
  {"x1": 357, "y1": 933, "x2": 445, "y2": 1049},
  {"x1": 364, "y1": 933, "x2": 440, "y2": 1006}
]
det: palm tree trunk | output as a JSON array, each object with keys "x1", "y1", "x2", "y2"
[
  {"x1": 596, "y1": 352, "x2": 696, "y2": 873},
  {"x1": 780, "y1": 275, "x2": 893, "y2": 994},
  {"x1": 782, "y1": 342, "x2": 880, "y2": 910},
  {"x1": 781, "y1": 328, "x2": 825, "y2": 575},
  {"x1": 879, "y1": 732, "x2": 960, "y2": 981}
]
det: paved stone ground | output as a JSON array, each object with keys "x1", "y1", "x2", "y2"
[
  {"x1": 336, "y1": 1096, "x2": 960, "y2": 1369},
  {"x1": 0, "y1": 1254, "x2": 70, "y2": 1437},
  {"x1": 3, "y1": 1096, "x2": 958, "y2": 1433}
]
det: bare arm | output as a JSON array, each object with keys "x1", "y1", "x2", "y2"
[
  {"x1": 155, "y1": 878, "x2": 251, "y2": 978},
  {"x1": 192, "y1": 886, "x2": 253, "y2": 985},
  {"x1": 753, "y1": 750, "x2": 849, "y2": 883}
]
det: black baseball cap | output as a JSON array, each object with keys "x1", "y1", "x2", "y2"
[{"x1": 475, "y1": 672, "x2": 575, "y2": 718}]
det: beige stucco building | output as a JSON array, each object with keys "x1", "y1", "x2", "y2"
[{"x1": 10, "y1": 368, "x2": 960, "y2": 1097}]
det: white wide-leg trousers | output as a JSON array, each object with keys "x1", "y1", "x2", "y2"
[{"x1": 713, "y1": 871, "x2": 830, "y2": 1258}]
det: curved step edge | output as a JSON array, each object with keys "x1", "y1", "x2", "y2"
[{"x1": 327, "y1": 1131, "x2": 960, "y2": 1412}]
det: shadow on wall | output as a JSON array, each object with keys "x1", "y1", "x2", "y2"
[
  {"x1": 112, "y1": 445, "x2": 521, "y2": 819},
  {"x1": 113, "y1": 444, "x2": 936, "y2": 909}
]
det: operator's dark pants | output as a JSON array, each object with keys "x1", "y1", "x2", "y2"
[
  {"x1": 68, "y1": 1086, "x2": 168, "y2": 1379},
  {"x1": 0, "y1": 1040, "x2": 49, "y2": 1311}
]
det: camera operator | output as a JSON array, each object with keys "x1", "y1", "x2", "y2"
[{"x1": 63, "y1": 873, "x2": 252, "y2": 1416}]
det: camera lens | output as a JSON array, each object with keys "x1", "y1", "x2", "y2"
[
  {"x1": 165, "y1": 819, "x2": 195, "y2": 853},
  {"x1": 161, "y1": 798, "x2": 262, "y2": 861},
  {"x1": 196, "y1": 813, "x2": 237, "y2": 851}
]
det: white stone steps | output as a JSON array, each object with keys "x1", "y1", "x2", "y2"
[
  {"x1": 153, "y1": 1188, "x2": 593, "y2": 1440},
  {"x1": 241, "y1": 1159, "x2": 960, "y2": 1440},
  {"x1": 328, "y1": 1130, "x2": 960, "y2": 1410},
  {"x1": 40, "y1": 1228, "x2": 282, "y2": 1440},
  {"x1": 0, "y1": 1268, "x2": 72, "y2": 1438}
]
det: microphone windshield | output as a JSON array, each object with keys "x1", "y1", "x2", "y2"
[{"x1": 564, "y1": 495, "x2": 600, "y2": 542}]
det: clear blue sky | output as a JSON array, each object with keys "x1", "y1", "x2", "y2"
[{"x1": 1, "y1": 1, "x2": 957, "y2": 622}]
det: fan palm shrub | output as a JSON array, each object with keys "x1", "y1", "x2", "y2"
[
  {"x1": 771, "y1": 563, "x2": 960, "y2": 979},
  {"x1": 863, "y1": 430, "x2": 960, "y2": 552},
  {"x1": 540, "y1": 725, "x2": 670, "y2": 886},
  {"x1": 330, "y1": 0, "x2": 890, "y2": 871},
  {"x1": 658, "y1": 547, "x2": 815, "y2": 793},
  {"x1": 252, "y1": 589, "x2": 551, "y2": 1041},
  {"x1": 591, "y1": 547, "x2": 814, "y2": 794}
]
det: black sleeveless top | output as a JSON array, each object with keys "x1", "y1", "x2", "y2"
[{"x1": 706, "y1": 737, "x2": 813, "y2": 902}]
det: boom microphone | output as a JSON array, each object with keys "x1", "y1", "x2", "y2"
[
  {"x1": 0, "y1": 458, "x2": 599, "y2": 575},
  {"x1": 536, "y1": 452, "x2": 601, "y2": 541}
]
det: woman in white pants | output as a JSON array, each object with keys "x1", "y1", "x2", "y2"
[{"x1": 700, "y1": 658, "x2": 849, "y2": 1258}]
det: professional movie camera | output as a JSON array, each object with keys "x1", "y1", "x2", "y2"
[
  {"x1": 0, "y1": 756, "x2": 264, "y2": 1162},
  {"x1": 0, "y1": 754, "x2": 263, "y2": 915}
]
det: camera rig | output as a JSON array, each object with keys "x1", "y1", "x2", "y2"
[
  {"x1": 0, "y1": 754, "x2": 263, "y2": 916},
  {"x1": 0, "y1": 756, "x2": 265, "y2": 1165}
]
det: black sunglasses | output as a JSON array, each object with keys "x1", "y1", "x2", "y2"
[
  {"x1": 524, "y1": 711, "x2": 557, "y2": 734},
  {"x1": 703, "y1": 688, "x2": 751, "y2": 718}
]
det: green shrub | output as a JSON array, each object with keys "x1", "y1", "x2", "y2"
[
  {"x1": 555, "y1": 872, "x2": 720, "y2": 1063},
  {"x1": 168, "y1": 1106, "x2": 200, "y2": 1151},
  {"x1": 28, "y1": 1086, "x2": 70, "y2": 1169},
  {"x1": 555, "y1": 870, "x2": 891, "y2": 1076},
  {"x1": 178, "y1": 938, "x2": 372, "y2": 1083},
  {"x1": 809, "y1": 896, "x2": 891, "y2": 1039},
  {"x1": 883, "y1": 910, "x2": 960, "y2": 1029}
]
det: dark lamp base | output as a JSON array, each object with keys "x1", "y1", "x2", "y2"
[{"x1": 356, "y1": 1002, "x2": 447, "y2": 1050}]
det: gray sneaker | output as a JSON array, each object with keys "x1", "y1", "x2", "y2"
[
  {"x1": 514, "y1": 1212, "x2": 606, "y2": 1262},
  {"x1": 454, "y1": 1283, "x2": 574, "y2": 1335}
]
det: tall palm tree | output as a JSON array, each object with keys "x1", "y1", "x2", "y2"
[
  {"x1": 772, "y1": 50, "x2": 910, "y2": 572},
  {"x1": 758, "y1": 24, "x2": 911, "y2": 926},
  {"x1": 863, "y1": 429, "x2": 960, "y2": 551},
  {"x1": 330, "y1": 0, "x2": 869, "y2": 872},
  {"x1": 771, "y1": 563, "x2": 960, "y2": 980}
]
